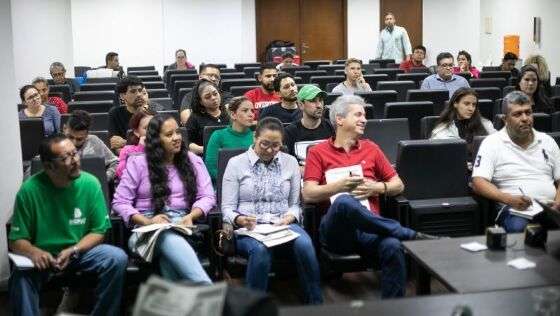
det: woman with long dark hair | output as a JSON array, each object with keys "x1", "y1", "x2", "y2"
[
  {"x1": 185, "y1": 79, "x2": 230, "y2": 155},
  {"x1": 221, "y1": 117, "x2": 323, "y2": 304},
  {"x1": 515, "y1": 65, "x2": 553, "y2": 113},
  {"x1": 113, "y1": 114, "x2": 215, "y2": 283},
  {"x1": 431, "y1": 87, "x2": 496, "y2": 144}
]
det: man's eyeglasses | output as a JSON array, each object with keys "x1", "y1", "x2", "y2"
[
  {"x1": 258, "y1": 140, "x2": 282, "y2": 151},
  {"x1": 52, "y1": 151, "x2": 79, "y2": 164},
  {"x1": 439, "y1": 63, "x2": 454, "y2": 68}
]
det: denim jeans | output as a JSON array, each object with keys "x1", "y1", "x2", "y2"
[
  {"x1": 319, "y1": 194, "x2": 416, "y2": 298},
  {"x1": 128, "y1": 209, "x2": 211, "y2": 284},
  {"x1": 9, "y1": 244, "x2": 127, "y2": 316},
  {"x1": 236, "y1": 224, "x2": 323, "y2": 304},
  {"x1": 496, "y1": 205, "x2": 530, "y2": 233}
]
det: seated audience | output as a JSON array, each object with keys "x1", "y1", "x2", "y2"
[
  {"x1": 50, "y1": 61, "x2": 80, "y2": 94},
  {"x1": 453, "y1": 50, "x2": 480, "y2": 79},
  {"x1": 115, "y1": 110, "x2": 155, "y2": 179},
  {"x1": 302, "y1": 95, "x2": 437, "y2": 298},
  {"x1": 168, "y1": 49, "x2": 195, "y2": 70},
  {"x1": 186, "y1": 79, "x2": 230, "y2": 155},
  {"x1": 421, "y1": 52, "x2": 470, "y2": 98},
  {"x1": 32, "y1": 77, "x2": 67, "y2": 114},
  {"x1": 108, "y1": 76, "x2": 150, "y2": 153},
  {"x1": 259, "y1": 73, "x2": 301, "y2": 123},
  {"x1": 331, "y1": 58, "x2": 372, "y2": 95},
  {"x1": 472, "y1": 91, "x2": 560, "y2": 233},
  {"x1": 500, "y1": 52, "x2": 519, "y2": 78},
  {"x1": 64, "y1": 110, "x2": 118, "y2": 181},
  {"x1": 180, "y1": 64, "x2": 233, "y2": 125},
  {"x1": 204, "y1": 96, "x2": 254, "y2": 181},
  {"x1": 399, "y1": 45, "x2": 427, "y2": 73},
  {"x1": 244, "y1": 64, "x2": 280, "y2": 119},
  {"x1": 431, "y1": 88, "x2": 496, "y2": 158},
  {"x1": 276, "y1": 53, "x2": 299, "y2": 70},
  {"x1": 18, "y1": 85, "x2": 61, "y2": 137},
  {"x1": 221, "y1": 117, "x2": 323, "y2": 304},
  {"x1": 112, "y1": 114, "x2": 215, "y2": 283},
  {"x1": 103, "y1": 52, "x2": 124, "y2": 78},
  {"x1": 515, "y1": 65, "x2": 553, "y2": 113},
  {"x1": 9, "y1": 134, "x2": 127, "y2": 316},
  {"x1": 284, "y1": 85, "x2": 334, "y2": 160},
  {"x1": 525, "y1": 54, "x2": 552, "y2": 96}
]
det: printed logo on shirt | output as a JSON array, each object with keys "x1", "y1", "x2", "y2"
[
  {"x1": 254, "y1": 101, "x2": 277, "y2": 109},
  {"x1": 69, "y1": 207, "x2": 86, "y2": 226},
  {"x1": 11, "y1": 226, "x2": 20, "y2": 232}
]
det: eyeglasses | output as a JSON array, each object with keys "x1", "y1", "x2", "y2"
[
  {"x1": 439, "y1": 63, "x2": 454, "y2": 68},
  {"x1": 25, "y1": 93, "x2": 41, "y2": 102},
  {"x1": 52, "y1": 150, "x2": 79, "y2": 164},
  {"x1": 258, "y1": 140, "x2": 282, "y2": 151}
]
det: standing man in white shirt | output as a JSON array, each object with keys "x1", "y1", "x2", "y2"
[
  {"x1": 472, "y1": 91, "x2": 560, "y2": 233},
  {"x1": 375, "y1": 12, "x2": 412, "y2": 63}
]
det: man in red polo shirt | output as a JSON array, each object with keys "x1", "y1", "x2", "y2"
[
  {"x1": 399, "y1": 45, "x2": 427, "y2": 73},
  {"x1": 303, "y1": 94, "x2": 435, "y2": 298},
  {"x1": 244, "y1": 64, "x2": 280, "y2": 120}
]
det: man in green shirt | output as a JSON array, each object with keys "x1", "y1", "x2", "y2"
[{"x1": 9, "y1": 134, "x2": 127, "y2": 316}]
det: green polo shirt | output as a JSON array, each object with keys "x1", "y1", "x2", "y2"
[{"x1": 9, "y1": 171, "x2": 110, "y2": 255}]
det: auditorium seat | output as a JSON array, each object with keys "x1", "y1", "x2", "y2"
[
  {"x1": 373, "y1": 68, "x2": 404, "y2": 80},
  {"x1": 147, "y1": 89, "x2": 170, "y2": 99},
  {"x1": 363, "y1": 74, "x2": 390, "y2": 90},
  {"x1": 243, "y1": 66, "x2": 261, "y2": 78},
  {"x1": 477, "y1": 99, "x2": 494, "y2": 121},
  {"x1": 172, "y1": 80, "x2": 197, "y2": 105},
  {"x1": 150, "y1": 97, "x2": 173, "y2": 110},
  {"x1": 406, "y1": 89, "x2": 449, "y2": 115},
  {"x1": 472, "y1": 87, "x2": 501, "y2": 102},
  {"x1": 316, "y1": 64, "x2": 344, "y2": 75},
  {"x1": 80, "y1": 83, "x2": 117, "y2": 92},
  {"x1": 303, "y1": 60, "x2": 331, "y2": 70},
  {"x1": 376, "y1": 80, "x2": 416, "y2": 102},
  {"x1": 368, "y1": 59, "x2": 395, "y2": 68},
  {"x1": 363, "y1": 118, "x2": 410, "y2": 164},
  {"x1": 128, "y1": 70, "x2": 159, "y2": 77},
  {"x1": 202, "y1": 124, "x2": 228, "y2": 158},
  {"x1": 169, "y1": 73, "x2": 199, "y2": 91},
  {"x1": 355, "y1": 90, "x2": 398, "y2": 119},
  {"x1": 230, "y1": 85, "x2": 260, "y2": 97},
  {"x1": 295, "y1": 70, "x2": 328, "y2": 83},
  {"x1": 220, "y1": 72, "x2": 246, "y2": 80},
  {"x1": 234, "y1": 63, "x2": 261, "y2": 72},
  {"x1": 143, "y1": 81, "x2": 165, "y2": 90},
  {"x1": 482, "y1": 66, "x2": 501, "y2": 72},
  {"x1": 384, "y1": 101, "x2": 435, "y2": 139},
  {"x1": 310, "y1": 75, "x2": 345, "y2": 91},
  {"x1": 469, "y1": 78, "x2": 507, "y2": 90},
  {"x1": 334, "y1": 69, "x2": 364, "y2": 76},
  {"x1": 19, "y1": 118, "x2": 44, "y2": 161},
  {"x1": 86, "y1": 77, "x2": 119, "y2": 84},
  {"x1": 420, "y1": 116, "x2": 439, "y2": 139},
  {"x1": 396, "y1": 139, "x2": 480, "y2": 236},
  {"x1": 219, "y1": 68, "x2": 239, "y2": 74},
  {"x1": 164, "y1": 69, "x2": 197, "y2": 88},
  {"x1": 479, "y1": 71, "x2": 512, "y2": 80},
  {"x1": 176, "y1": 88, "x2": 193, "y2": 109},
  {"x1": 221, "y1": 78, "x2": 258, "y2": 92},
  {"x1": 280, "y1": 65, "x2": 311, "y2": 75},
  {"x1": 137, "y1": 75, "x2": 163, "y2": 82},
  {"x1": 127, "y1": 66, "x2": 156, "y2": 72},
  {"x1": 47, "y1": 84, "x2": 72, "y2": 103},
  {"x1": 502, "y1": 86, "x2": 515, "y2": 97},
  {"x1": 68, "y1": 100, "x2": 114, "y2": 113},
  {"x1": 396, "y1": 73, "x2": 429, "y2": 88},
  {"x1": 325, "y1": 92, "x2": 342, "y2": 105}
]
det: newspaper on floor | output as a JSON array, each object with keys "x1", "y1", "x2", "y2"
[
  {"x1": 235, "y1": 224, "x2": 300, "y2": 247},
  {"x1": 132, "y1": 223, "x2": 193, "y2": 262},
  {"x1": 132, "y1": 275, "x2": 227, "y2": 316},
  {"x1": 325, "y1": 164, "x2": 370, "y2": 210}
]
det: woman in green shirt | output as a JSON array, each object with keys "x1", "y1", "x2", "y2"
[{"x1": 204, "y1": 96, "x2": 255, "y2": 181}]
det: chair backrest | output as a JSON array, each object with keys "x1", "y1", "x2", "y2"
[
  {"x1": 361, "y1": 63, "x2": 380, "y2": 75},
  {"x1": 325, "y1": 83, "x2": 338, "y2": 93},
  {"x1": 216, "y1": 148, "x2": 247, "y2": 205},
  {"x1": 90, "y1": 130, "x2": 110, "y2": 149},
  {"x1": 384, "y1": 101, "x2": 435, "y2": 139},
  {"x1": 294, "y1": 70, "x2": 328, "y2": 83},
  {"x1": 302, "y1": 60, "x2": 331, "y2": 70},
  {"x1": 219, "y1": 68, "x2": 238, "y2": 74},
  {"x1": 164, "y1": 69, "x2": 197, "y2": 88},
  {"x1": 30, "y1": 155, "x2": 110, "y2": 207},
  {"x1": 376, "y1": 80, "x2": 416, "y2": 102},
  {"x1": 86, "y1": 77, "x2": 119, "y2": 84},
  {"x1": 220, "y1": 72, "x2": 246, "y2": 80},
  {"x1": 173, "y1": 80, "x2": 197, "y2": 104},
  {"x1": 221, "y1": 79, "x2": 258, "y2": 92},
  {"x1": 74, "y1": 66, "x2": 91, "y2": 77},
  {"x1": 150, "y1": 97, "x2": 174, "y2": 110},
  {"x1": 363, "y1": 118, "x2": 410, "y2": 164},
  {"x1": 406, "y1": 89, "x2": 449, "y2": 115},
  {"x1": 49, "y1": 84, "x2": 72, "y2": 103},
  {"x1": 396, "y1": 73, "x2": 429, "y2": 88},
  {"x1": 355, "y1": 90, "x2": 398, "y2": 119},
  {"x1": 369, "y1": 59, "x2": 395, "y2": 68},
  {"x1": 472, "y1": 87, "x2": 501, "y2": 102},
  {"x1": 325, "y1": 93, "x2": 342, "y2": 105},
  {"x1": 202, "y1": 125, "x2": 228, "y2": 157},
  {"x1": 309, "y1": 75, "x2": 345, "y2": 90},
  {"x1": 20, "y1": 118, "x2": 45, "y2": 161},
  {"x1": 128, "y1": 70, "x2": 159, "y2": 77},
  {"x1": 469, "y1": 78, "x2": 507, "y2": 90},
  {"x1": 502, "y1": 86, "x2": 515, "y2": 97},
  {"x1": 80, "y1": 83, "x2": 117, "y2": 92},
  {"x1": 552, "y1": 85, "x2": 560, "y2": 97},
  {"x1": 73, "y1": 91, "x2": 118, "y2": 107},
  {"x1": 547, "y1": 132, "x2": 560, "y2": 147},
  {"x1": 243, "y1": 67, "x2": 261, "y2": 78},
  {"x1": 127, "y1": 66, "x2": 156, "y2": 72},
  {"x1": 472, "y1": 135, "x2": 487, "y2": 160},
  {"x1": 551, "y1": 111, "x2": 560, "y2": 132},
  {"x1": 409, "y1": 67, "x2": 430, "y2": 74},
  {"x1": 170, "y1": 73, "x2": 199, "y2": 90},
  {"x1": 482, "y1": 66, "x2": 501, "y2": 72},
  {"x1": 420, "y1": 116, "x2": 440, "y2": 139},
  {"x1": 477, "y1": 99, "x2": 494, "y2": 121},
  {"x1": 89, "y1": 113, "x2": 109, "y2": 131},
  {"x1": 315, "y1": 64, "x2": 344, "y2": 75},
  {"x1": 373, "y1": 68, "x2": 404, "y2": 80},
  {"x1": 230, "y1": 85, "x2": 260, "y2": 97},
  {"x1": 280, "y1": 66, "x2": 311, "y2": 75},
  {"x1": 68, "y1": 100, "x2": 114, "y2": 113},
  {"x1": 147, "y1": 89, "x2": 170, "y2": 99},
  {"x1": 177, "y1": 88, "x2": 193, "y2": 108},
  {"x1": 334, "y1": 69, "x2": 364, "y2": 76},
  {"x1": 479, "y1": 71, "x2": 512, "y2": 80},
  {"x1": 396, "y1": 139, "x2": 469, "y2": 199},
  {"x1": 137, "y1": 75, "x2": 163, "y2": 82},
  {"x1": 234, "y1": 63, "x2": 261, "y2": 72},
  {"x1": 362, "y1": 74, "x2": 390, "y2": 90}
]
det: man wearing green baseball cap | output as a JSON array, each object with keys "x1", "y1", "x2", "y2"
[{"x1": 284, "y1": 85, "x2": 334, "y2": 162}]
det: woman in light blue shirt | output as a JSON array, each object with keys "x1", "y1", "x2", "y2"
[
  {"x1": 18, "y1": 85, "x2": 60, "y2": 136},
  {"x1": 221, "y1": 117, "x2": 322, "y2": 304}
]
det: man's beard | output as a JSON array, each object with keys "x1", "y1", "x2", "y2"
[{"x1": 263, "y1": 83, "x2": 274, "y2": 92}]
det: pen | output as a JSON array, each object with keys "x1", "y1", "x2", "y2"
[{"x1": 518, "y1": 187, "x2": 527, "y2": 197}]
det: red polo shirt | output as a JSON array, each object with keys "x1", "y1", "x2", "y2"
[
  {"x1": 244, "y1": 87, "x2": 280, "y2": 119},
  {"x1": 399, "y1": 60, "x2": 426, "y2": 73},
  {"x1": 304, "y1": 137, "x2": 396, "y2": 214}
]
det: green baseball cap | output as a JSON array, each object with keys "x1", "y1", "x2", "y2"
[{"x1": 297, "y1": 85, "x2": 327, "y2": 102}]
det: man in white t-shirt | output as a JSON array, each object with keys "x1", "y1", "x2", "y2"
[{"x1": 472, "y1": 91, "x2": 560, "y2": 232}]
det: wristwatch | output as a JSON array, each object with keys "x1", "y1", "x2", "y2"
[{"x1": 71, "y1": 246, "x2": 80, "y2": 260}]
